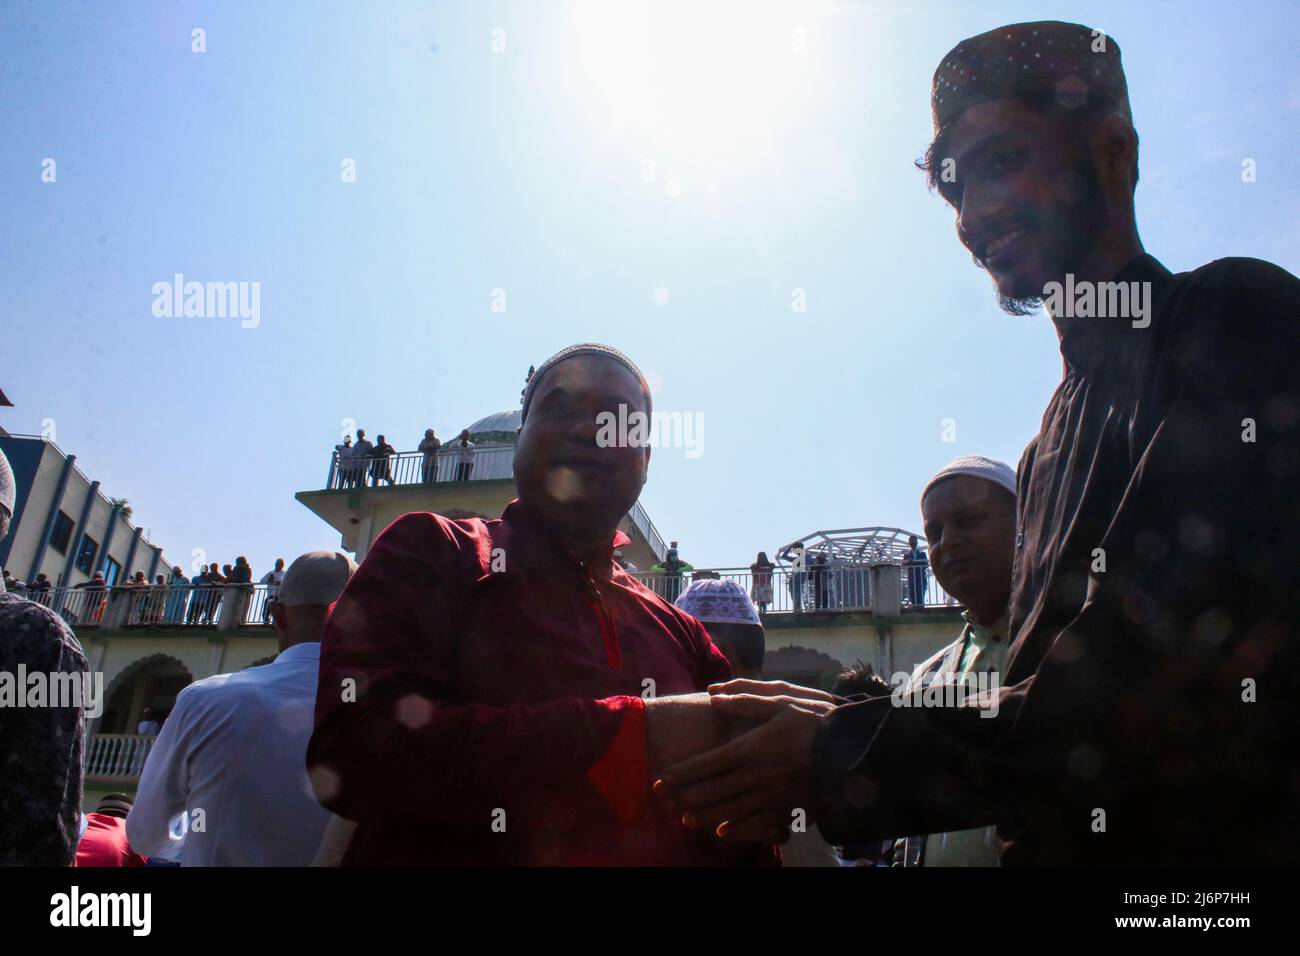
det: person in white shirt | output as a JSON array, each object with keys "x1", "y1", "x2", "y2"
[
  {"x1": 334, "y1": 436, "x2": 354, "y2": 488},
  {"x1": 351, "y1": 430, "x2": 374, "y2": 487},
  {"x1": 454, "y1": 428, "x2": 476, "y2": 481},
  {"x1": 259, "y1": 558, "x2": 286, "y2": 623},
  {"x1": 127, "y1": 550, "x2": 357, "y2": 866}
]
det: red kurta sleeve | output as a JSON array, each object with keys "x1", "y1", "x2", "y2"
[{"x1": 308, "y1": 512, "x2": 648, "y2": 834}]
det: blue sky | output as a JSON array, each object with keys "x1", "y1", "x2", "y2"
[{"x1": 2, "y1": 0, "x2": 1297, "y2": 575}]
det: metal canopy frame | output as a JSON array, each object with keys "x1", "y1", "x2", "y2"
[{"x1": 777, "y1": 526, "x2": 926, "y2": 566}]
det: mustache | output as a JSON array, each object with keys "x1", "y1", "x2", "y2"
[{"x1": 960, "y1": 214, "x2": 1036, "y2": 266}]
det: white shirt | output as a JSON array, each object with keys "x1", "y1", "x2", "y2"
[
  {"x1": 456, "y1": 440, "x2": 476, "y2": 464},
  {"x1": 126, "y1": 642, "x2": 331, "y2": 866},
  {"x1": 260, "y1": 568, "x2": 285, "y2": 599}
]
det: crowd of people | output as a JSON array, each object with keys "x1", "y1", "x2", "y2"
[
  {"x1": 331, "y1": 427, "x2": 479, "y2": 488},
  {"x1": 4, "y1": 557, "x2": 286, "y2": 628}
]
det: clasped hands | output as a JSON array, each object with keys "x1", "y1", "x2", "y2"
[{"x1": 645, "y1": 680, "x2": 838, "y2": 845}]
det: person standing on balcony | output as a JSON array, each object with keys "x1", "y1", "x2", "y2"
[
  {"x1": 371, "y1": 435, "x2": 396, "y2": 486},
  {"x1": 650, "y1": 541, "x2": 693, "y2": 604},
  {"x1": 351, "y1": 430, "x2": 374, "y2": 487},
  {"x1": 613, "y1": 549, "x2": 637, "y2": 573},
  {"x1": 0, "y1": 446, "x2": 89, "y2": 866},
  {"x1": 779, "y1": 541, "x2": 807, "y2": 613},
  {"x1": 259, "y1": 558, "x2": 286, "y2": 623},
  {"x1": 334, "y1": 434, "x2": 354, "y2": 489},
  {"x1": 749, "y1": 551, "x2": 774, "y2": 614},
  {"x1": 28, "y1": 572, "x2": 52, "y2": 606},
  {"x1": 150, "y1": 574, "x2": 168, "y2": 623},
  {"x1": 72, "y1": 570, "x2": 107, "y2": 623},
  {"x1": 903, "y1": 536, "x2": 928, "y2": 607},
  {"x1": 208, "y1": 564, "x2": 230, "y2": 625},
  {"x1": 308, "y1": 343, "x2": 777, "y2": 865},
  {"x1": 418, "y1": 428, "x2": 442, "y2": 483},
  {"x1": 136, "y1": 707, "x2": 162, "y2": 737},
  {"x1": 128, "y1": 550, "x2": 356, "y2": 865},
  {"x1": 164, "y1": 565, "x2": 189, "y2": 623},
  {"x1": 231, "y1": 556, "x2": 253, "y2": 589},
  {"x1": 186, "y1": 565, "x2": 210, "y2": 624},
  {"x1": 454, "y1": 428, "x2": 476, "y2": 481}
]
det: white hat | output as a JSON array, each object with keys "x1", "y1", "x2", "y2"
[
  {"x1": 921, "y1": 455, "x2": 1017, "y2": 505},
  {"x1": 278, "y1": 551, "x2": 357, "y2": 606},
  {"x1": 674, "y1": 579, "x2": 761, "y2": 627}
]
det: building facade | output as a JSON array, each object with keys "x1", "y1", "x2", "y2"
[{"x1": 0, "y1": 434, "x2": 172, "y2": 592}]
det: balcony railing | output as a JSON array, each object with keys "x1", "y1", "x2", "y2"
[
  {"x1": 632, "y1": 564, "x2": 952, "y2": 615},
  {"x1": 26, "y1": 584, "x2": 274, "y2": 628},
  {"x1": 326, "y1": 447, "x2": 515, "y2": 490},
  {"x1": 86, "y1": 733, "x2": 156, "y2": 779},
  {"x1": 18, "y1": 565, "x2": 949, "y2": 631},
  {"x1": 321, "y1": 445, "x2": 669, "y2": 564}
]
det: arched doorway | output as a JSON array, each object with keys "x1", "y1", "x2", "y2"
[{"x1": 98, "y1": 653, "x2": 194, "y2": 736}]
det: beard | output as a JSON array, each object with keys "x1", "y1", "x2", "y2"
[{"x1": 986, "y1": 160, "x2": 1108, "y2": 317}]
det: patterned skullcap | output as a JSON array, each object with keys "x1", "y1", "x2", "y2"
[
  {"x1": 932, "y1": 21, "x2": 1131, "y2": 136},
  {"x1": 921, "y1": 455, "x2": 1017, "y2": 507},
  {"x1": 520, "y1": 343, "x2": 651, "y2": 423},
  {"x1": 675, "y1": 579, "x2": 761, "y2": 627}
]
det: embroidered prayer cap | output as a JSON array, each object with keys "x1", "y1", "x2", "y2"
[
  {"x1": 520, "y1": 343, "x2": 652, "y2": 423},
  {"x1": 921, "y1": 455, "x2": 1017, "y2": 507},
  {"x1": 931, "y1": 21, "x2": 1131, "y2": 137},
  {"x1": 674, "y1": 579, "x2": 761, "y2": 627}
]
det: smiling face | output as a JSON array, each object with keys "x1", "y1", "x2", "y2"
[
  {"x1": 921, "y1": 474, "x2": 1016, "y2": 623},
  {"x1": 513, "y1": 354, "x2": 651, "y2": 542},
  {"x1": 936, "y1": 98, "x2": 1108, "y2": 314}
]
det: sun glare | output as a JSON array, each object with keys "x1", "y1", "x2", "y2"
[{"x1": 566, "y1": 0, "x2": 832, "y2": 183}]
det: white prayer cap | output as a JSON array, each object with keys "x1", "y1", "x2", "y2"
[
  {"x1": 921, "y1": 455, "x2": 1017, "y2": 506},
  {"x1": 278, "y1": 551, "x2": 357, "y2": 607},
  {"x1": 674, "y1": 579, "x2": 761, "y2": 627}
]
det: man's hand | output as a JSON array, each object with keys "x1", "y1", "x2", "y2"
[
  {"x1": 707, "y1": 678, "x2": 838, "y2": 705},
  {"x1": 655, "y1": 693, "x2": 834, "y2": 843},
  {"x1": 643, "y1": 693, "x2": 741, "y2": 775}
]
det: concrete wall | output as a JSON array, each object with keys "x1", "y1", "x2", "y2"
[{"x1": 762, "y1": 610, "x2": 965, "y2": 687}]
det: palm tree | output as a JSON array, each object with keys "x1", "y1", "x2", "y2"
[{"x1": 108, "y1": 497, "x2": 133, "y2": 522}]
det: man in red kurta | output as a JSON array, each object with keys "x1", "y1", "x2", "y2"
[{"x1": 308, "y1": 344, "x2": 774, "y2": 865}]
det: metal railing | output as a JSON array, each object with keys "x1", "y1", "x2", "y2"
[
  {"x1": 17, "y1": 566, "x2": 950, "y2": 628},
  {"x1": 631, "y1": 564, "x2": 952, "y2": 614},
  {"x1": 86, "y1": 733, "x2": 157, "y2": 779},
  {"x1": 626, "y1": 500, "x2": 667, "y2": 563},
  {"x1": 326, "y1": 446, "x2": 515, "y2": 490},
  {"x1": 322, "y1": 445, "x2": 668, "y2": 563},
  {"x1": 25, "y1": 583, "x2": 275, "y2": 628}
]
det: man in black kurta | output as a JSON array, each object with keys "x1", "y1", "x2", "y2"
[
  {"x1": 659, "y1": 21, "x2": 1300, "y2": 864},
  {"x1": 809, "y1": 252, "x2": 1300, "y2": 864}
]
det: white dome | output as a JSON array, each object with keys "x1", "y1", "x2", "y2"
[{"x1": 462, "y1": 409, "x2": 522, "y2": 446}]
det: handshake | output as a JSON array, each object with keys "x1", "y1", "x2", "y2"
[{"x1": 645, "y1": 680, "x2": 840, "y2": 845}]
